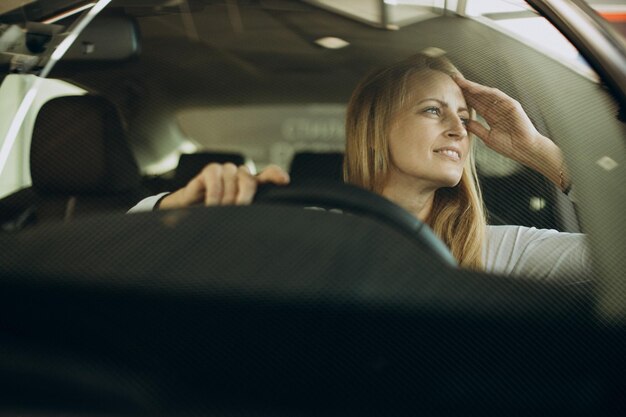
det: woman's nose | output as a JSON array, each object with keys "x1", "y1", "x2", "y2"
[{"x1": 446, "y1": 115, "x2": 467, "y2": 139}]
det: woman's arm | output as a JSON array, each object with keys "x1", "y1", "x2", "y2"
[
  {"x1": 127, "y1": 192, "x2": 171, "y2": 213},
  {"x1": 484, "y1": 225, "x2": 590, "y2": 282},
  {"x1": 127, "y1": 164, "x2": 290, "y2": 213}
]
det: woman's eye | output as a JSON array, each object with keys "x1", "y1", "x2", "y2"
[
  {"x1": 424, "y1": 107, "x2": 440, "y2": 116},
  {"x1": 460, "y1": 117, "x2": 469, "y2": 126}
]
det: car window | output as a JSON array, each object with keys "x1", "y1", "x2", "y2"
[
  {"x1": 586, "y1": 0, "x2": 626, "y2": 43},
  {"x1": 176, "y1": 104, "x2": 345, "y2": 173}
]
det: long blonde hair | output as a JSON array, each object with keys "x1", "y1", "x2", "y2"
[{"x1": 343, "y1": 53, "x2": 486, "y2": 270}]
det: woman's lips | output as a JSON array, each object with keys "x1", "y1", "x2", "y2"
[{"x1": 434, "y1": 148, "x2": 461, "y2": 161}]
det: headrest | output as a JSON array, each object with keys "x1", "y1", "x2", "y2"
[
  {"x1": 174, "y1": 152, "x2": 245, "y2": 188},
  {"x1": 30, "y1": 95, "x2": 141, "y2": 195},
  {"x1": 289, "y1": 151, "x2": 344, "y2": 183}
]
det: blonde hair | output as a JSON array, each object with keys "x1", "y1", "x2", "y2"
[{"x1": 343, "y1": 53, "x2": 487, "y2": 270}]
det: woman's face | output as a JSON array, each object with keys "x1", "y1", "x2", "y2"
[{"x1": 386, "y1": 70, "x2": 470, "y2": 191}]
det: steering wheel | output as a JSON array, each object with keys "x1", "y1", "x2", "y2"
[{"x1": 254, "y1": 181, "x2": 457, "y2": 267}]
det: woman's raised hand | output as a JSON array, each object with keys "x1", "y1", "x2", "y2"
[
  {"x1": 453, "y1": 75, "x2": 548, "y2": 166},
  {"x1": 453, "y1": 75, "x2": 568, "y2": 191},
  {"x1": 158, "y1": 163, "x2": 290, "y2": 209}
]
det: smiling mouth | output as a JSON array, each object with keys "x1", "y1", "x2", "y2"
[{"x1": 434, "y1": 149, "x2": 461, "y2": 160}]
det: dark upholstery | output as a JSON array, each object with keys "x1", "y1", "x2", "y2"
[
  {"x1": 289, "y1": 151, "x2": 343, "y2": 183},
  {"x1": 30, "y1": 95, "x2": 141, "y2": 195},
  {"x1": 0, "y1": 94, "x2": 146, "y2": 230},
  {"x1": 173, "y1": 152, "x2": 245, "y2": 189}
]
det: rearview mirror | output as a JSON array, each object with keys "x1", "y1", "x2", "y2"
[{"x1": 63, "y1": 15, "x2": 140, "y2": 61}]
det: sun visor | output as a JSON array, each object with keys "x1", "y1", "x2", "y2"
[{"x1": 63, "y1": 15, "x2": 140, "y2": 61}]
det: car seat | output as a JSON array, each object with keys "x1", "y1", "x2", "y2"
[
  {"x1": 289, "y1": 151, "x2": 343, "y2": 184},
  {"x1": 0, "y1": 94, "x2": 147, "y2": 231}
]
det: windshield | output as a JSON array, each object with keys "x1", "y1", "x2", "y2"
[
  {"x1": 1, "y1": 0, "x2": 624, "y2": 289},
  {"x1": 0, "y1": 1, "x2": 625, "y2": 413}
]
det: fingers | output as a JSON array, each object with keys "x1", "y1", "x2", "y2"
[
  {"x1": 453, "y1": 76, "x2": 527, "y2": 135},
  {"x1": 453, "y1": 75, "x2": 510, "y2": 112},
  {"x1": 465, "y1": 86, "x2": 509, "y2": 112},
  {"x1": 202, "y1": 163, "x2": 250, "y2": 206},
  {"x1": 256, "y1": 164, "x2": 290, "y2": 185},
  {"x1": 201, "y1": 163, "x2": 225, "y2": 206},
  {"x1": 453, "y1": 75, "x2": 493, "y2": 98},
  {"x1": 235, "y1": 165, "x2": 257, "y2": 205},
  {"x1": 466, "y1": 119, "x2": 490, "y2": 142},
  {"x1": 220, "y1": 163, "x2": 239, "y2": 205},
  {"x1": 183, "y1": 163, "x2": 289, "y2": 207}
]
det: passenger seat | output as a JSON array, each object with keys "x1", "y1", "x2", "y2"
[{"x1": 0, "y1": 95, "x2": 146, "y2": 231}]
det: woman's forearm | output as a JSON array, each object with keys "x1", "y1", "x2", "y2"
[{"x1": 522, "y1": 134, "x2": 571, "y2": 193}]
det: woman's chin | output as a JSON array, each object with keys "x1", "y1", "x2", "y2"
[{"x1": 436, "y1": 177, "x2": 463, "y2": 190}]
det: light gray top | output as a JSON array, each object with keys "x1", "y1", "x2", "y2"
[
  {"x1": 483, "y1": 225, "x2": 588, "y2": 281},
  {"x1": 128, "y1": 193, "x2": 169, "y2": 214},
  {"x1": 128, "y1": 194, "x2": 590, "y2": 280}
]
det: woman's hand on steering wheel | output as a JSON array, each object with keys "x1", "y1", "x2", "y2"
[{"x1": 158, "y1": 164, "x2": 290, "y2": 210}]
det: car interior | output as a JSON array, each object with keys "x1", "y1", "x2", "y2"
[{"x1": 0, "y1": 0, "x2": 625, "y2": 415}]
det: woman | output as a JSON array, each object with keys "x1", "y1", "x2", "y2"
[
  {"x1": 130, "y1": 53, "x2": 588, "y2": 278},
  {"x1": 342, "y1": 53, "x2": 586, "y2": 276}
]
